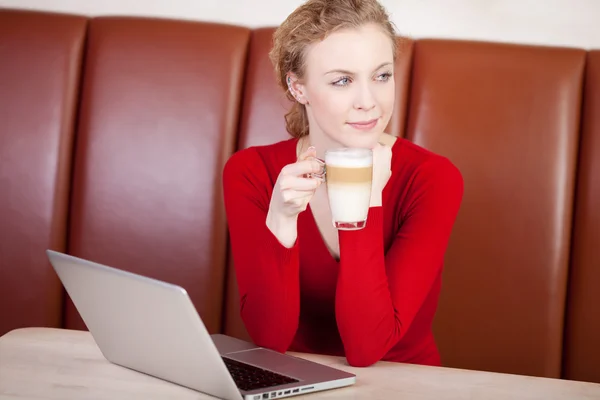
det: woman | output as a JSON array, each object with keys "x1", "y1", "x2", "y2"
[{"x1": 223, "y1": 0, "x2": 463, "y2": 368}]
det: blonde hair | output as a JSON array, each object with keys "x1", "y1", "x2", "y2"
[{"x1": 269, "y1": 0, "x2": 397, "y2": 138}]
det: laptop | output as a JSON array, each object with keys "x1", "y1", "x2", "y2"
[{"x1": 46, "y1": 250, "x2": 356, "y2": 400}]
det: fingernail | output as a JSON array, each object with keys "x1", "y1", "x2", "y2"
[{"x1": 307, "y1": 146, "x2": 315, "y2": 152}]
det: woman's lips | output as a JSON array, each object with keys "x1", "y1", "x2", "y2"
[{"x1": 347, "y1": 118, "x2": 379, "y2": 130}]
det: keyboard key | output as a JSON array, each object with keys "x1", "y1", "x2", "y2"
[{"x1": 222, "y1": 357, "x2": 299, "y2": 391}]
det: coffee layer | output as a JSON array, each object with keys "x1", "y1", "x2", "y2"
[{"x1": 325, "y1": 165, "x2": 372, "y2": 184}]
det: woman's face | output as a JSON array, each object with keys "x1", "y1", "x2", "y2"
[{"x1": 294, "y1": 23, "x2": 395, "y2": 149}]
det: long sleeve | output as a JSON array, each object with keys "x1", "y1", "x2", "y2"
[
  {"x1": 222, "y1": 149, "x2": 300, "y2": 353},
  {"x1": 335, "y1": 157, "x2": 464, "y2": 367}
]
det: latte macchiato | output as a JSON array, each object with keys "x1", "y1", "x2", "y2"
[{"x1": 324, "y1": 148, "x2": 373, "y2": 230}]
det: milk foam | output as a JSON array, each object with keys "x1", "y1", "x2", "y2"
[
  {"x1": 324, "y1": 148, "x2": 372, "y2": 168},
  {"x1": 328, "y1": 182, "x2": 371, "y2": 223}
]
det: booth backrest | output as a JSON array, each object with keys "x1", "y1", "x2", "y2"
[
  {"x1": 562, "y1": 50, "x2": 600, "y2": 383},
  {"x1": 0, "y1": 10, "x2": 86, "y2": 336},
  {"x1": 0, "y1": 8, "x2": 599, "y2": 384},
  {"x1": 64, "y1": 16, "x2": 250, "y2": 334},
  {"x1": 406, "y1": 39, "x2": 585, "y2": 378}
]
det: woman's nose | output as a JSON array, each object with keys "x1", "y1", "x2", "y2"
[{"x1": 353, "y1": 83, "x2": 376, "y2": 111}]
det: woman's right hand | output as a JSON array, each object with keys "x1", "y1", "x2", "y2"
[{"x1": 266, "y1": 146, "x2": 324, "y2": 247}]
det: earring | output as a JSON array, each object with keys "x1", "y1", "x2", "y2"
[
  {"x1": 287, "y1": 76, "x2": 308, "y2": 105},
  {"x1": 287, "y1": 77, "x2": 296, "y2": 98}
]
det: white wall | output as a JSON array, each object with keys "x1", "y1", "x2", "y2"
[{"x1": 1, "y1": 0, "x2": 599, "y2": 49}]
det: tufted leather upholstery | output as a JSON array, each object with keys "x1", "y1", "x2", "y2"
[
  {"x1": 65, "y1": 17, "x2": 250, "y2": 333},
  {"x1": 563, "y1": 50, "x2": 600, "y2": 383},
  {"x1": 1, "y1": 8, "x2": 599, "y2": 384},
  {"x1": 406, "y1": 39, "x2": 586, "y2": 378},
  {"x1": 0, "y1": 10, "x2": 87, "y2": 336}
]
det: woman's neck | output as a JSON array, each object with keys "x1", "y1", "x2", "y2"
[{"x1": 300, "y1": 134, "x2": 342, "y2": 161}]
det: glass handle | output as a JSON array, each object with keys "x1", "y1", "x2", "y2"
[{"x1": 308, "y1": 157, "x2": 326, "y2": 181}]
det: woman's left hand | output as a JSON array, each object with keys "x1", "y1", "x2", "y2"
[{"x1": 370, "y1": 143, "x2": 392, "y2": 207}]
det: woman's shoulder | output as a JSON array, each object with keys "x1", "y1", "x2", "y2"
[
  {"x1": 391, "y1": 136, "x2": 460, "y2": 174},
  {"x1": 389, "y1": 136, "x2": 463, "y2": 198}
]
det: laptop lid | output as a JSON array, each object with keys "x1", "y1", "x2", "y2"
[{"x1": 46, "y1": 249, "x2": 243, "y2": 400}]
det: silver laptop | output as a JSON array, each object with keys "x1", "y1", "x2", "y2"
[{"x1": 46, "y1": 250, "x2": 355, "y2": 400}]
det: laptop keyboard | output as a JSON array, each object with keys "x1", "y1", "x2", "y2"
[{"x1": 222, "y1": 356, "x2": 300, "y2": 391}]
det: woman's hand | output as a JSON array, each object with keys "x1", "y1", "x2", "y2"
[
  {"x1": 266, "y1": 146, "x2": 324, "y2": 247},
  {"x1": 370, "y1": 143, "x2": 392, "y2": 207}
]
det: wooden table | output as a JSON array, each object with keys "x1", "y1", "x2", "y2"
[{"x1": 1, "y1": 328, "x2": 600, "y2": 399}]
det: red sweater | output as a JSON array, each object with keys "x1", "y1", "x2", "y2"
[{"x1": 222, "y1": 137, "x2": 463, "y2": 367}]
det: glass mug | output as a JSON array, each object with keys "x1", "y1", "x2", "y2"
[{"x1": 310, "y1": 148, "x2": 373, "y2": 230}]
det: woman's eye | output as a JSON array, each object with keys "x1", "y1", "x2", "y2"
[
  {"x1": 377, "y1": 72, "x2": 393, "y2": 82},
  {"x1": 332, "y1": 73, "x2": 392, "y2": 87},
  {"x1": 332, "y1": 77, "x2": 351, "y2": 87}
]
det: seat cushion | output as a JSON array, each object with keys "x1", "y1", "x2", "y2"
[
  {"x1": 0, "y1": 9, "x2": 87, "y2": 336},
  {"x1": 65, "y1": 16, "x2": 250, "y2": 334},
  {"x1": 405, "y1": 39, "x2": 585, "y2": 378}
]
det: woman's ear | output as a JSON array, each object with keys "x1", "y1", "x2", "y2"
[{"x1": 286, "y1": 73, "x2": 309, "y2": 105}]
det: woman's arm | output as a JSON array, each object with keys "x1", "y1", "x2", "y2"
[
  {"x1": 335, "y1": 157, "x2": 464, "y2": 367},
  {"x1": 222, "y1": 149, "x2": 301, "y2": 353}
]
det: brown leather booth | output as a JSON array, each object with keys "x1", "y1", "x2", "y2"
[{"x1": 1, "y1": 8, "x2": 598, "y2": 384}]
